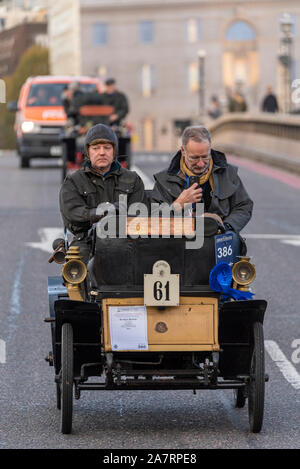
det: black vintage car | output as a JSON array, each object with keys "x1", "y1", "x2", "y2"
[
  {"x1": 60, "y1": 92, "x2": 132, "y2": 182},
  {"x1": 46, "y1": 216, "x2": 268, "y2": 434}
]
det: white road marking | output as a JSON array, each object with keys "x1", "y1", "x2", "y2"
[
  {"x1": 243, "y1": 234, "x2": 300, "y2": 240},
  {"x1": 280, "y1": 240, "x2": 300, "y2": 247},
  {"x1": 7, "y1": 250, "x2": 28, "y2": 342},
  {"x1": 265, "y1": 340, "x2": 300, "y2": 390},
  {"x1": 0, "y1": 340, "x2": 6, "y2": 364},
  {"x1": 26, "y1": 228, "x2": 64, "y2": 254},
  {"x1": 134, "y1": 154, "x2": 170, "y2": 164},
  {"x1": 131, "y1": 164, "x2": 154, "y2": 190}
]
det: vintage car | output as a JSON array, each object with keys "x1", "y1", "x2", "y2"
[
  {"x1": 45, "y1": 216, "x2": 268, "y2": 434},
  {"x1": 60, "y1": 93, "x2": 132, "y2": 182}
]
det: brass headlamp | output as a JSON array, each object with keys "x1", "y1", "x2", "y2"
[
  {"x1": 232, "y1": 256, "x2": 256, "y2": 290},
  {"x1": 62, "y1": 246, "x2": 87, "y2": 285},
  {"x1": 48, "y1": 238, "x2": 66, "y2": 264}
]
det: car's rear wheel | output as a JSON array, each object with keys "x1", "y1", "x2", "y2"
[
  {"x1": 60, "y1": 322, "x2": 73, "y2": 434},
  {"x1": 56, "y1": 382, "x2": 61, "y2": 410},
  {"x1": 20, "y1": 157, "x2": 30, "y2": 168},
  {"x1": 248, "y1": 322, "x2": 265, "y2": 433},
  {"x1": 233, "y1": 388, "x2": 246, "y2": 408}
]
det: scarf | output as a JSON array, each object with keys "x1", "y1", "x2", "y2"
[
  {"x1": 180, "y1": 154, "x2": 214, "y2": 191},
  {"x1": 87, "y1": 160, "x2": 121, "y2": 177}
]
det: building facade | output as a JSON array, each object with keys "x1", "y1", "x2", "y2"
[
  {"x1": 0, "y1": 0, "x2": 48, "y2": 31},
  {"x1": 0, "y1": 22, "x2": 47, "y2": 76},
  {"x1": 48, "y1": 0, "x2": 300, "y2": 151}
]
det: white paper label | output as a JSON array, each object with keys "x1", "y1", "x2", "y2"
[{"x1": 109, "y1": 305, "x2": 148, "y2": 351}]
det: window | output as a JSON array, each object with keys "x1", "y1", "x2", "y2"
[
  {"x1": 143, "y1": 118, "x2": 154, "y2": 151},
  {"x1": 26, "y1": 83, "x2": 97, "y2": 107},
  {"x1": 141, "y1": 64, "x2": 155, "y2": 97},
  {"x1": 92, "y1": 23, "x2": 108, "y2": 45},
  {"x1": 186, "y1": 18, "x2": 201, "y2": 43},
  {"x1": 279, "y1": 13, "x2": 296, "y2": 36},
  {"x1": 139, "y1": 21, "x2": 154, "y2": 43},
  {"x1": 97, "y1": 66, "x2": 107, "y2": 79},
  {"x1": 226, "y1": 21, "x2": 256, "y2": 41},
  {"x1": 188, "y1": 62, "x2": 199, "y2": 92}
]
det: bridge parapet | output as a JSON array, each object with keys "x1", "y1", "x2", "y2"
[{"x1": 207, "y1": 113, "x2": 300, "y2": 174}]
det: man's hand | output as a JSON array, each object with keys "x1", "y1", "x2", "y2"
[
  {"x1": 109, "y1": 113, "x2": 119, "y2": 123},
  {"x1": 173, "y1": 183, "x2": 202, "y2": 211},
  {"x1": 202, "y1": 212, "x2": 224, "y2": 226}
]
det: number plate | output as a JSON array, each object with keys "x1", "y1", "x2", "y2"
[
  {"x1": 215, "y1": 233, "x2": 234, "y2": 266},
  {"x1": 144, "y1": 260, "x2": 179, "y2": 306}
]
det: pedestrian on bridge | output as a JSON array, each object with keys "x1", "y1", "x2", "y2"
[{"x1": 261, "y1": 86, "x2": 279, "y2": 113}]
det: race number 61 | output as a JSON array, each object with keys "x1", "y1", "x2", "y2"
[{"x1": 153, "y1": 280, "x2": 170, "y2": 301}]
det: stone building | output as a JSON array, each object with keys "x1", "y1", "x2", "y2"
[
  {"x1": 0, "y1": 22, "x2": 47, "y2": 76},
  {"x1": 48, "y1": 0, "x2": 300, "y2": 151}
]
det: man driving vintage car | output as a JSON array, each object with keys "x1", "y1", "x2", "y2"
[
  {"x1": 101, "y1": 78, "x2": 129, "y2": 126},
  {"x1": 59, "y1": 123, "x2": 147, "y2": 263},
  {"x1": 151, "y1": 125, "x2": 253, "y2": 258}
]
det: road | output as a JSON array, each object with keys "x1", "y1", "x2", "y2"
[{"x1": 0, "y1": 151, "x2": 299, "y2": 449}]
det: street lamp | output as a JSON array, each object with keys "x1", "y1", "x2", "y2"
[
  {"x1": 198, "y1": 49, "x2": 206, "y2": 122},
  {"x1": 278, "y1": 13, "x2": 294, "y2": 113}
]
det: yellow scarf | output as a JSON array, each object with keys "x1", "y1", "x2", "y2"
[{"x1": 180, "y1": 154, "x2": 214, "y2": 191}]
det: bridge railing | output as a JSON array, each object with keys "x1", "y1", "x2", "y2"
[{"x1": 207, "y1": 113, "x2": 300, "y2": 174}]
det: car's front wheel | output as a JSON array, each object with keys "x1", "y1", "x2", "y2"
[
  {"x1": 248, "y1": 322, "x2": 265, "y2": 433},
  {"x1": 60, "y1": 323, "x2": 74, "y2": 434}
]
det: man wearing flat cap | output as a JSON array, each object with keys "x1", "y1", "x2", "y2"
[
  {"x1": 59, "y1": 123, "x2": 147, "y2": 263},
  {"x1": 102, "y1": 78, "x2": 129, "y2": 126}
]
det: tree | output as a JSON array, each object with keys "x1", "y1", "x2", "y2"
[{"x1": 0, "y1": 45, "x2": 49, "y2": 149}]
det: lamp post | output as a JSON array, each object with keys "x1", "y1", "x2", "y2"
[
  {"x1": 278, "y1": 13, "x2": 294, "y2": 113},
  {"x1": 198, "y1": 49, "x2": 206, "y2": 122}
]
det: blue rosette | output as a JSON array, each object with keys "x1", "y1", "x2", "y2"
[{"x1": 209, "y1": 262, "x2": 254, "y2": 300}]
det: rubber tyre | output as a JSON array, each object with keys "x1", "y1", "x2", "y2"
[
  {"x1": 60, "y1": 323, "x2": 73, "y2": 434},
  {"x1": 56, "y1": 382, "x2": 61, "y2": 410},
  {"x1": 233, "y1": 388, "x2": 246, "y2": 408},
  {"x1": 20, "y1": 157, "x2": 30, "y2": 168},
  {"x1": 248, "y1": 322, "x2": 265, "y2": 433}
]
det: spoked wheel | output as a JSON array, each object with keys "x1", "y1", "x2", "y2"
[
  {"x1": 60, "y1": 323, "x2": 74, "y2": 434},
  {"x1": 233, "y1": 388, "x2": 246, "y2": 408},
  {"x1": 248, "y1": 322, "x2": 265, "y2": 433}
]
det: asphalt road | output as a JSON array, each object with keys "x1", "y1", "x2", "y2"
[{"x1": 0, "y1": 151, "x2": 299, "y2": 449}]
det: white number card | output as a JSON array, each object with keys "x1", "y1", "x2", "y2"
[
  {"x1": 144, "y1": 260, "x2": 179, "y2": 306},
  {"x1": 109, "y1": 305, "x2": 148, "y2": 351}
]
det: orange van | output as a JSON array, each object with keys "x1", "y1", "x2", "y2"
[{"x1": 9, "y1": 75, "x2": 101, "y2": 168}]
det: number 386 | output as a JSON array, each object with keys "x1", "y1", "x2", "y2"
[{"x1": 217, "y1": 245, "x2": 233, "y2": 258}]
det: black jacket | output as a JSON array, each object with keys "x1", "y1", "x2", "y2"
[
  {"x1": 151, "y1": 149, "x2": 253, "y2": 233},
  {"x1": 60, "y1": 162, "x2": 147, "y2": 235},
  {"x1": 262, "y1": 94, "x2": 279, "y2": 113},
  {"x1": 101, "y1": 91, "x2": 129, "y2": 124}
]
